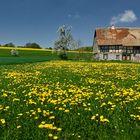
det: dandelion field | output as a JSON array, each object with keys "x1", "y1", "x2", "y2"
[{"x1": 0, "y1": 61, "x2": 140, "y2": 140}]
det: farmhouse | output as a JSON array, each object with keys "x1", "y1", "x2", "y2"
[{"x1": 93, "y1": 26, "x2": 140, "y2": 61}]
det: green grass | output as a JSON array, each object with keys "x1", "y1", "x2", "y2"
[
  {"x1": 0, "y1": 56, "x2": 58, "y2": 65},
  {"x1": 0, "y1": 47, "x2": 59, "y2": 64},
  {"x1": 0, "y1": 61, "x2": 140, "y2": 140},
  {"x1": 0, "y1": 47, "x2": 94, "y2": 65},
  {"x1": 0, "y1": 47, "x2": 52, "y2": 57}
]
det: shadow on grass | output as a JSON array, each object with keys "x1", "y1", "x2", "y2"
[{"x1": 0, "y1": 56, "x2": 60, "y2": 65}]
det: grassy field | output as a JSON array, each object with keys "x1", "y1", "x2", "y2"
[
  {"x1": 0, "y1": 60, "x2": 140, "y2": 140},
  {"x1": 0, "y1": 47, "x2": 93, "y2": 65},
  {"x1": 0, "y1": 47, "x2": 59, "y2": 65}
]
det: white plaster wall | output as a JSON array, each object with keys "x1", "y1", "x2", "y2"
[
  {"x1": 93, "y1": 37, "x2": 99, "y2": 53},
  {"x1": 136, "y1": 54, "x2": 140, "y2": 57},
  {"x1": 131, "y1": 54, "x2": 140, "y2": 62},
  {"x1": 98, "y1": 53, "x2": 122, "y2": 60},
  {"x1": 108, "y1": 53, "x2": 122, "y2": 60},
  {"x1": 98, "y1": 54, "x2": 103, "y2": 60}
]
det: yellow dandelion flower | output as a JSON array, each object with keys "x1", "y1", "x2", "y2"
[
  {"x1": 37, "y1": 108, "x2": 41, "y2": 113},
  {"x1": 48, "y1": 133, "x2": 53, "y2": 137},
  {"x1": 1, "y1": 119, "x2": 5, "y2": 124},
  {"x1": 91, "y1": 116, "x2": 96, "y2": 120},
  {"x1": 57, "y1": 128, "x2": 62, "y2": 131},
  {"x1": 53, "y1": 136, "x2": 58, "y2": 140},
  {"x1": 49, "y1": 116, "x2": 55, "y2": 119},
  {"x1": 17, "y1": 125, "x2": 21, "y2": 129},
  {"x1": 64, "y1": 109, "x2": 69, "y2": 113},
  {"x1": 41, "y1": 121, "x2": 45, "y2": 124},
  {"x1": 2, "y1": 93, "x2": 8, "y2": 97},
  {"x1": 18, "y1": 113, "x2": 23, "y2": 116},
  {"x1": 34, "y1": 116, "x2": 38, "y2": 119}
]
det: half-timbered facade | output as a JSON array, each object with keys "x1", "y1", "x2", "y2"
[{"x1": 93, "y1": 27, "x2": 140, "y2": 60}]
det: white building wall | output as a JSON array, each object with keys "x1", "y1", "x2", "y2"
[
  {"x1": 93, "y1": 44, "x2": 123, "y2": 60},
  {"x1": 131, "y1": 54, "x2": 140, "y2": 62},
  {"x1": 98, "y1": 53, "x2": 122, "y2": 60},
  {"x1": 108, "y1": 53, "x2": 122, "y2": 60},
  {"x1": 135, "y1": 54, "x2": 140, "y2": 57},
  {"x1": 93, "y1": 37, "x2": 99, "y2": 53}
]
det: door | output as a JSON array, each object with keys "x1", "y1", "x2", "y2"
[{"x1": 122, "y1": 55, "x2": 131, "y2": 60}]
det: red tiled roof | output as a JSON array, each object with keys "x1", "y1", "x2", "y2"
[{"x1": 95, "y1": 28, "x2": 140, "y2": 46}]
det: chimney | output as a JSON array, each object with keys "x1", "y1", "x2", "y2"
[{"x1": 111, "y1": 24, "x2": 115, "y2": 29}]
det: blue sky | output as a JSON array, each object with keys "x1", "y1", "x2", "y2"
[{"x1": 0, "y1": 0, "x2": 139, "y2": 48}]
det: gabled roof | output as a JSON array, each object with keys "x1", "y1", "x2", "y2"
[{"x1": 94, "y1": 28, "x2": 140, "y2": 46}]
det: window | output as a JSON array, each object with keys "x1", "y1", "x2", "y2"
[
  {"x1": 103, "y1": 54, "x2": 108, "y2": 60},
  {"x1": 116, "y1": 55, "x2": 120, "y2": 60},
  {"x1": 122, "y1": 46, "x2": 127, "y2": 53},
  {"x1": 119, "y1": 46, "x2": 123, "y2": 50},
  {"x1": 110, "y1": 46, "x2": 115, "y2": 52},
  {"x1": 133, "y1": 46, "x2": 140, "y2": 54},
  {"x1": 115, "y1": 46, "x2": 119, "y2": 50},
  {"x1": 100, "y1": 45, "x2": 123, "y2": 53},
  {"x1": 100, "y1": 46, "x2": 109, "y2": 52},
  {"x1": 126, "y1": 47, "x2": 133, "y2": 53},
  {"x1": 108, "y1": 45, "x2": 121, "y2": 52}
]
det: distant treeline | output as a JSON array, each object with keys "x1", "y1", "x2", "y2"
[
  {"x1": 74, "y1": 46, "x2": 93, "y2": 52},
  {"x1": 0, "y1": 43, "x2": 92, "y2": 51},
  {"x1": 0, "y1": 42, "x2": 42, "y2": 49}
]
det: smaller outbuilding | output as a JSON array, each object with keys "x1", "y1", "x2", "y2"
[{"x1": 93, "y1": 26, "x2": 140, "y2": 61}]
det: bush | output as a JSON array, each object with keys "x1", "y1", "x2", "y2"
[{"x1": 11, "y1": 49, "x2": 19, "y2": 56}]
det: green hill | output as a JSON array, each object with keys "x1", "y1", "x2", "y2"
[{"x1": 74, "y1": 46, "x2": 93, "y2": 52}]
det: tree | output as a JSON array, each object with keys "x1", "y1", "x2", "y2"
[
  {"x1": 71, "y1": 39, "x2": 82, "y2": 50},
  {"x1": 4, "y1": 43, "x2": 15, "y2": 47},
  {"x1": 71, "y1": 39, "x2": 82, "y2": 60},
  {"x1": 24, "y1": 43, "x2": 41, "y2": 49},
  {"x1": 54, "y1": 25, "x2": 73, "y2": 59}
]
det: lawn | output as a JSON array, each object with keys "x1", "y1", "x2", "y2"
[{"x1": 0, "y1": 61, "x2": 140, "y2": 140}]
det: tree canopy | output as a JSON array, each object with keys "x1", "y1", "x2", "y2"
[
  {"x1": 24, "y1": 43, "x2": 42, "y2": 49},
  {"x1": 54, "y1": 25, "x2": 73, "y2": 51}
]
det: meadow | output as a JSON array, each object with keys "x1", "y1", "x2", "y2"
[
  {"x1": 0, "y1": 47, "x2": 58, "y2": 65},
  {"x1": 0, "y1": 47, "x2": 93, "y2": 65},
  {"x1": 0, "y1": 60, "x2": 140, "y2": 140}
]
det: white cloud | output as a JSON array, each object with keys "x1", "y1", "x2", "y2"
[{"x1": 110, "y1": 10, "x2": 137, "y2": 25}]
